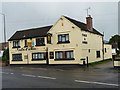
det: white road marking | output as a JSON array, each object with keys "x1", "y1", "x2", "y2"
[
  {"x1": 38, "y1": 75, "x2": 56, "y2": 80},
  {"x1": 75, "y1": 80, "x2": 119, "y2": 87},
  {"x1": 22, "y1": 74, "x2": 36, "y2": 77},
  {"x1": 22, "y1": 74, "x2": 56, "y2": 80},
  {"x1": 0, "y1": 72, "x2": 14, "y2": 75},
  {"x1": 10, "y1": 73, "x2": 14, "y2": 74}
]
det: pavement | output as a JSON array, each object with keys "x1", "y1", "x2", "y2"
[{"x1": 1, "y1": 60, "x2": 120, "y2": 89}]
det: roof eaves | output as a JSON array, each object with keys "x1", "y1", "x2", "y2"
[{"x1": 8, "y1": 25, "x2": 53, "y2": 41}]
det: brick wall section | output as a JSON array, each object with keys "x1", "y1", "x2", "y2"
[{"x1": 86, "y1": 15, "x2": 93, "y2": 32}]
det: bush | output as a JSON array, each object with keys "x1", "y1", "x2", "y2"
[{"x1": 2, "y1": 48, "x2": 9, "y2": 62}]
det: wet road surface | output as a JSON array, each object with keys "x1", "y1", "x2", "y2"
[{"x1": 1, "y1": 61, "x2": 120, "y2": 88}]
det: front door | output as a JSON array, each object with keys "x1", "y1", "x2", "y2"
[{"x1": 46, "y1": 52, "x2": 49, "y2": 65}]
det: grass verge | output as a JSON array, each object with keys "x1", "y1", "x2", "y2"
[{"x1": 89, "y1": 59, "x2": 112, "y2": 66}]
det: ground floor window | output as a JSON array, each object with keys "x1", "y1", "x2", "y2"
[
  {"x1": 55, "y1": 50, "x2": 74, "y2": 60},
  {"x1": 32, "y1": 52, "x2": 46, "y2": 60},
  {"x1": 66, "y1": 51, "x2": 74, "y2": 59},
  {"x1": 96, "y1": 51, "x2": 100, "y2": 58},
  {"x1": 55, "y1": 51, "x2": 63, "y2": 59},
  {"x1": 12, "y1": 54, "x2": 22, "y2": 61}
]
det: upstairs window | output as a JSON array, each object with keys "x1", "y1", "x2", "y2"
[
  {"x1": 36, "y1": 37, "x2": 45, "y2": 46},
  {"x1": 13, "y1": 40, "x2": 20, "y2": 48},
  {"x1": 58, "y1": 34, "x2": 70, "y2": 44}
]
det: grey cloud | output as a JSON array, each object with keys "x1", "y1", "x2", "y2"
[{"x1": 1, "y1": 2, "x2": 118, "y2": 42}]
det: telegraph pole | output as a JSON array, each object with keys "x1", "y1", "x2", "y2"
[{"x1": 0, "y1": 13, "x2": 6, "y2": 49}]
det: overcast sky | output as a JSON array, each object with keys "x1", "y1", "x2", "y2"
[{"x1": 0, "y1": 1, "x2": 118, "y2": 42}]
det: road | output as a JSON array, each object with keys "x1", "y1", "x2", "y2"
[{"x1": 1, "y1": 61, "x2": 120, "y2": 89}]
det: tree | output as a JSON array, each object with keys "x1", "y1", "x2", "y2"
[
  {"x1": 2, "y1": 48, "x2": 9, "y2": 65},
  {"x1": 109, "y1": 35, "x2": 120, "y2": 50},
  {"x1": 109, "y1": 35, "x2": 120, "y2": 55}
]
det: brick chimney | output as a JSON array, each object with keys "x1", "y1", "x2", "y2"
[{"x1": 86, "y1": 15, "x2": 93, "y2": 32}]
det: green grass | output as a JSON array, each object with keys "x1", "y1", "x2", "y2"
[{"x1": 88, "y1": 59, "x2": 112, "y2": 66}]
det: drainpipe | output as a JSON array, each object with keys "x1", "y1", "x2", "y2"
[
  {"x1": 86, "y1": 56, "x2": 89, "y2": 67},
  {"x1": 46, "y1": 47, "x2": 49, "y2": 65},
  {"x1": 102, "y1": 32, "x2": 104, "y2": 61}
]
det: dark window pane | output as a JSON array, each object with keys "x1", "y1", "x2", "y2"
[
  {"x1": 55, "y1": 50, "x2": 74, "y2": 60},
  {"x1": 66, "y1": 34, "x2": 69, "y2": 41},
  {"x1": 58, "y1": 34, "x2": 69, "y2": 43},
  {"x1": 32, "y1": 52, "x2": 46, "y2": 60},
  {"x1": 65, "y1": 51, "x2": 74, "y2": 59},
  {"x1": 96, "y1": 51, "x2": 100, "y2": 58},
  {"x1": 12, "y1": 54, "x2": 22, "y2": 61},
  {"x1": 13, "y1": 41, "x2": 20, "y2": 48},
  {"x1": 36, "y1": 38, "x2": 45, "y2": 46},
  {"x1": 55, "y1": 51, "x2": 63, "y2": 59},
  {"x1": 58, "y1": 35, "x2": 62, "y2": 42}
]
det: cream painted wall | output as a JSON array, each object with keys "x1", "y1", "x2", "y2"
[
  {"x1": 81, "y1": 31, "x2": 103, "y2": 63},
  {"x1": 9, "y1": 16, "x2": 112, "y2": 65},
  {"x1": 104, "y1": 44, "x2": 112, "y2": 59},
  {"x1": 47, "y1": 16, "x2": 111, "y2": 64},
  {"x1": 114, "y1": 61, "x2": 120, "y2": 67},
  {"x1": 9, "y1": 37, "x2": 47, "y2": 64},
  {"x1": 47, "y1": 16, "x2": 82, "y2": 64}
]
